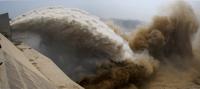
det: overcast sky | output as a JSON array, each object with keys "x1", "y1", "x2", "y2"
[{"x1": 0, "y1": 0, "x2": 198, "y2": 22}]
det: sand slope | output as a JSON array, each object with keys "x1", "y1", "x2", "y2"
[{"x1": 0, "y1": 34, "x2": 83, "y2": 89}]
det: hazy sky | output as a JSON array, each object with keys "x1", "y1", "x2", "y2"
[{"x1": 0, "y1": 0, "x2": 198, "y2": 21}]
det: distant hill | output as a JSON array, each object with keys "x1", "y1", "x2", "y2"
[{"x1": 101, "y1": 18, "x2": 142, "y2": 32}]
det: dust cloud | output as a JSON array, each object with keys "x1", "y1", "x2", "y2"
[
  {"x1": 81, "y1": 1, "x2": 200, "y2": 89},
  {"x1": 11, "y1": 1, "x2": 200, "y2": 89}
]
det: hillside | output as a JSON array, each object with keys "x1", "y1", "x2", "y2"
[
  {"x1": 0, "y1": 34, "x2": 83, "y2": 89},
  {"x1": 102, "y1": 18, "x2": 142, "y2": 32}
]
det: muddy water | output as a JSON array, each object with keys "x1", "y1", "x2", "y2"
[{"x1": 12, "y1": 31, "x2": 108, "y2": 81}]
